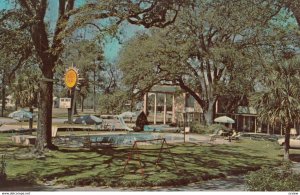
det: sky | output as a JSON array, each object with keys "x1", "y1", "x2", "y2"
[{"x1": 0, "y1": 0, "x2": 146, "y2": 63}]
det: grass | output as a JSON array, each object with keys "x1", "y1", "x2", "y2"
[{"x1": 0, "y1": 132, "x2": 292, "y2": 188}]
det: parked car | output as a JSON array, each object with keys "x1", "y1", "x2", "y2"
[
  {"x1": 278, "y1": 136, "x2": 300, "y2": 149},
  {"x1": 14, "y1": 115, "x2": 38, "y2": 122},
  {"x1": 9, "y1": 109, "x2": 37, "y2": 122}
]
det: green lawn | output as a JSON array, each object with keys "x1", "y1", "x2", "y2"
[{"x1": 0, "y1": 133, "x2": 292, "y2": 187}]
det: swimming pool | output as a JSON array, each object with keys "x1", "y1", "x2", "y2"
[{"x1": 54, "y1": 132, "x2": 185, "y2": 147}]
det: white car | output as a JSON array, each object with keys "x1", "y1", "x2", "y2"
[
  {"x1": 278, "y1": 136, "x2": 300, "y2": 149},
  {"x1": 14, "y1": 115, "x2": 37, "y2": 122}
]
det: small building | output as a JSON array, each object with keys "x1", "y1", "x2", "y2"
[
  {"x1": 143, "y1": 85, "x2": 259, "y2": 131},
  {"x1": 53, "y1": 97, "x2": 72, "y2": 109},
  {"x1": 143, "y1": 85, "x2": 295, "y2": 135},
  {"x1": 143, "y1": 85, "x2": 203, "y2": 126}
]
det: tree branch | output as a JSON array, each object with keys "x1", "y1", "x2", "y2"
[{"x1": 178, "y1": 77, "x2": 206, "y2": 108}]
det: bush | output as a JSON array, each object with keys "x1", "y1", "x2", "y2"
[
  {"x1": 190, "y1": 123, "x2": 227, "y2": 135},
  {"x1": 0, "y1": 154, "x2": 7, "y2": 183},
  {"x1": 134, "y1": 111, "x2": 148, "y2": 132},
  {"x1": 246, "y1": 163, "x2": 300, "y2": 191},
  {"x1": 190, "y1": 122, "x2": 207, "y2": 134},
  {"x1": 98, "y1": 91, "x2": 128, "y2": 114}
]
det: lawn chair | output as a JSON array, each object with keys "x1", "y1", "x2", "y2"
[
  {"x1": 224, "y1": 130, "x2": 240, "y2": 141},
  {"x1": 230, "y1": 130, "x2": 240, "y2": 140},
  {"x1": 209, "y1": 129, "x2": 223, "y2": 142},
  {"x1": 180, "y1": 127, "x2": 190, "y2": 134}
]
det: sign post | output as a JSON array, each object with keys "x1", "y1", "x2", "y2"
[{"x1": 64, "y1": 67, "x2": 79, "y2": 123}]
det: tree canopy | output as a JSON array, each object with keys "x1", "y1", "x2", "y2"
[
  {"x1": 119, "y1": 0, "x2": 289, "y2": 125},
  {"x1": 1, "y1": 0, "x2": 300, "y2": 157},
  {"x1": 0, "y1": 0, "x2": 191, "y2": 152}
]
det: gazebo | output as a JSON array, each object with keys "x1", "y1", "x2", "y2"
[{"x1": 143, "y1": 85, "x2": 181, "y2": 124}]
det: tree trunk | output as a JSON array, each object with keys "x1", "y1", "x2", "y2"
[
  {"x1": 203, "y1": 100, "x2": 215, "y2": 125},
  {"x1": 1, "y1": 70, "x2": 5, "y2": 117},
  {"x1": 29, "y1": 107, "x2": 33, "y2": 134},
  {"x1": 81, "y1": 96, "x2": 84, "y2": 113},
  {"x1": 73, "y1": 92, "x2": 78, "y2": 115},
  {"x1": 283, "y1": 122, "x2": 291, "y2": 161},
  {"x1": 35, "y1": 68, "x2": 57, "y2": 152},
  {"x1": 68, "y1": 88, "x2": 75, "y2": 123},
  {"x1": 15, "y1": 98, "x2": 18, "y2": 111}
]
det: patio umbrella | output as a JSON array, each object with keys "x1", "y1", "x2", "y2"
[
  {"x1": 118, "y1": 111, "x2": 137, "y2": 118},
  {"x1": 8, "y1": 109, "x2": 33, "y2": 121},
  {"x1": 74, "y1": 115, "x2": 103, "y2": 125},
  {"x1": 214, "y1": 116, "x2": 235, "y2": 124}
]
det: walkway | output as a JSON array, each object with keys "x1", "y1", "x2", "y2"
[{"x1": 0, "y1": 175, "x2": 246, "y2": 191}]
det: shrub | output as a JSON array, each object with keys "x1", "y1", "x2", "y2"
[
  {"x1": 190, "y1": 123, "x2": 227, "y2": 135},
  {"x1": 98, "y1": 91, "x2": 129, "y2": 114},
  {"x1": 0, "y1": 154, "x2": 7, "y2": 183},
  {"x1": 134, "y1": 111, "x2": 148, "y2": 132},
  {"x1": 190, "y1": 122, "x2": 207, "y2": 134},
  {"x1": 245, "y1": 163, "x2": 300, "y2": 191}
]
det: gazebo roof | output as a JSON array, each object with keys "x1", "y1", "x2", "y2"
[{"x1": 149, "y1": 85, "x2": 181, "y2": 94}]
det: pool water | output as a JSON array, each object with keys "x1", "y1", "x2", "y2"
[
  {"x1": 89, "y1": 133, "x2": 156, "y2": 145},
  {"x1": 54, "y1": 132, "x2": 186, "y2": 147}
]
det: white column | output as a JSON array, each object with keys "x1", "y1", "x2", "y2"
[
  {"x1": 154, "y1": 93, "x2": 157, "y2": 124},
  {"x1": 172, "y1": 94, "x2": 176, "y2": 123},
  {"x1": 143, "y1": 93, "x2": 148, "y2": 114},
  {"x1": 236, "y1": 115, "x2": 239, "y2": 131},
  {"x1": 248, "y1": 116, "x2": 251, "y2": 132},
  {"x1": 163, "y1": 93, "x2": 167, "y2": 124},
  {"x1": 254, "y1": 117, "x2": 257, "y2": 133},
  {"x1": 243, "y1": 116, "x2": 246, "y2": 132},
  {"x1": 183, "y1": 93, "x2": 187, "y2": 127}
]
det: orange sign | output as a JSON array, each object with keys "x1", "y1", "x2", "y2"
[{"x1": 64, "y1": 68, "x2": 78, "y2": 88}]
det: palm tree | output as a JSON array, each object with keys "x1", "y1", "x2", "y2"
[{"x1": 251, "y1": 57, "x2": 300, "y2": 160}]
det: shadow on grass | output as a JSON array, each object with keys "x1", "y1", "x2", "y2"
[
  {"x1": 0, "y1": 179, "x2": 65, "y2": 191},
  {"x1": 0, "y1": 175, "x2": 40, "y2": 190},
  {"x1": 0, "y1": 138, "x2": 283, "y2": 188},
  {"x1": 289, "y1": 154, "x2": 300, "y2": 162}
]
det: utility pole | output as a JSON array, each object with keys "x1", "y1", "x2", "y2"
[{"x1": 93, "y1": 60, "x2": 96, "y2": 113}]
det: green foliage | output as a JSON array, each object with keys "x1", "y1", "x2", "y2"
[
  {"x1": 190, "y1": 122, "x2": 209, "y2": 134},
  {"x1": 119, "y1": 0, "x2": 290, "y2": 124},
  {"x1": 285, "y1": 1, "x2": 300, "y2": 26},
  {"x1": 250, "y1": 57, "x2": 300, "y2": 125},
  {"x1": 0, "y1": 154, "x2": 7, "y2": 183},
  {"x1": 61, "y1": 39, "x2": 104, "y2": 100},
  {"x1": 190, "y1": 123, "x2": 228, "y2": 134},
  {"x1": 250, "y1": 57, "x2": 300, "y2": 159},
  {"x1": 2, "y1": 0, "x2": 186, "y2": 151},
  {"x1": 11, "y1": 65, "x2": 41, "y2": 108},
  {"x1": 98, "y1": 91, "x2": 129, "y2": 114},
  {"x1": 246, "y1": 163, "x2": 300, "y2": 191}
]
